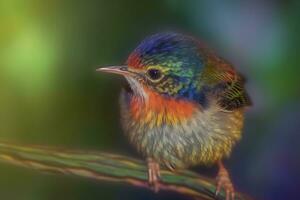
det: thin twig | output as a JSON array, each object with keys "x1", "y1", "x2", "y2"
[{"x1": 0, "y1": 142, "x2": 251, "y2": 200}]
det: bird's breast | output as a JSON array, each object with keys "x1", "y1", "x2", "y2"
[
  {"x1": 120, "y1": 89, "x2": 244, "y2": 170},
  {"x1": 128, "y1": 88, "x2": 199, "y2": 127}
]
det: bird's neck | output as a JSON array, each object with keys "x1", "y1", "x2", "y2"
[{"x1": 129, "y1": 87, "x2": 199, "y2": 125}]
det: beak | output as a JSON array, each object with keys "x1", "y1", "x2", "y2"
[{"x1": 96, "y1": 65, "x2": 131, "y2": 76}]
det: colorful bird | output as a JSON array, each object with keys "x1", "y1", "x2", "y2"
[{"x1": 97, "y1": 32, "x2": 251, "y2": 200}]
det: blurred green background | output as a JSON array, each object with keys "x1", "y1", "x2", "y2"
[{"x1": 0, "y1": 0, "x2": 299, "y2": 199}]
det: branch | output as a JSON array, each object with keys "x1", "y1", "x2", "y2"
[{"x1": 0, "y1": 142, "x2": 251, "y2": 200}]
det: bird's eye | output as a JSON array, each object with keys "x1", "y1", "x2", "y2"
[{"x1": 147, "y1": 69, "x2": 162, "y2": 81}]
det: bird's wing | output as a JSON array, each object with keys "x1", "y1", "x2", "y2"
[
  {"x1": 201, "y1": 57, "x2": 252, "y2": 111},
  {"x1": 217, "y1": 75, "x2": 252, "y2": 111}
]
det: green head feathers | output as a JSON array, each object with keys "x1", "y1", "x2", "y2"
[
  {"x1": 126, "y1": 32, "x2": 207, "y2": 101},
  {"x1": 99, "y1": 32, "x2": 251, "y2": 110}
]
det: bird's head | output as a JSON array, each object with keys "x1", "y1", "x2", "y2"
[{"x1": 98, "y1": 32, "x2": 205, "y2": 102}]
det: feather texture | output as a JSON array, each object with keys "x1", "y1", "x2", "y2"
[{"x1": 118, "y1": 32, "x2": 251, "y2": 169}]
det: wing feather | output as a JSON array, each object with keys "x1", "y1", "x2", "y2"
[{"x1": 200, "y1": 56, "x2": 252, "y2": 111}]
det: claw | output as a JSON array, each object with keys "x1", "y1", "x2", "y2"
[
  {"x1": 215, "y1": 162, "x2": 235, "y2": 200},
  {"x1": 147, "y1": 158, "x2": 161, "y2": 193}
]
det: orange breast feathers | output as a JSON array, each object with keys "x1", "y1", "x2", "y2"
[{"x1": 129, "y1": 88, "x2": 199, "y2": 127}]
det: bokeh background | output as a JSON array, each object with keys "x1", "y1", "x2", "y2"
[{"x1": 0, "y1": 0, "x2": 299, "y2": 199}]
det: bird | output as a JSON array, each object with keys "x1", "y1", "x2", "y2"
[{"x1": 97, "y1": 32, "x2": 251, "y2": 200}]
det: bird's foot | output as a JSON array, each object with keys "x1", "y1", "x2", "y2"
[
  {"x1": 147, "y1": 158, "x2": 161, "y2": 193},
  {"x1": 215, "y1": 162, "x2": 235, "y2": 200}
]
